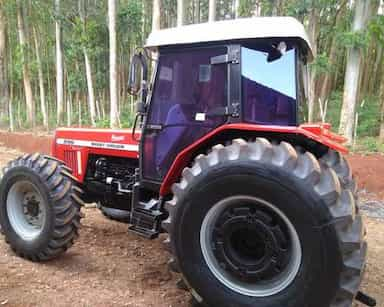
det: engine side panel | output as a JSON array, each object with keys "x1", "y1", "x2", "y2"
[{"x1": 52, "y1": 128, "x2": 140, "y2": 182}]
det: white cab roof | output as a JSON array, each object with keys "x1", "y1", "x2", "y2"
[{"x1": 146, "y1": 17, "x2": 314, "y2": 61}]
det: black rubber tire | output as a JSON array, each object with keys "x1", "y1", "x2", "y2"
[
  {"x1": 320, "y1": 149, "x2": 357, "y2": 195},
  {"x1": 98, "y1": 203, "x2": 131, "y2": 223},
  {"x1": 162, "y1": 138, "x2": 366, "y2": 307},
  {"x1": 0, "y1": 153, "x2": 84, "y2": 261}
]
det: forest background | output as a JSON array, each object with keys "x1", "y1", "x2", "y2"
[{"x1": 0, "y1": 0, "x2": 383, "y2": 151}]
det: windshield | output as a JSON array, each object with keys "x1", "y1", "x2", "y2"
[{"x1": 241, "y1": 45, "x2": 297, "y2": 126}]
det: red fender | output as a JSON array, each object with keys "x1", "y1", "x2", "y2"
[{"x1": 159, "y1": 123, "x2": 348, "y2": 196}]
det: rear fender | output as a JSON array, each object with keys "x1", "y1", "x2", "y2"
[{"x1": 159, "y1": 123, "x2": 348, "y2": 196}]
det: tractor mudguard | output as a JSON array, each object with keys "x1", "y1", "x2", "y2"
[{"x1": 160, "y1": 122, "x2": 348, "y2": 196}]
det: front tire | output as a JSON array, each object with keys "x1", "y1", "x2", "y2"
[
  {"x1": 0, "y1": 154, "x2": 84, "y2": 261},
  {"x1": 162, "y1": 139, "x2": 366, "y2": 307}
]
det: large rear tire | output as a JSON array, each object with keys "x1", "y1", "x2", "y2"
[
  {"x1": 162, "y1": 138, "x2": 366, "y2": 307},
  {"x1": 0, "y1": 154, "x2": 84, "y2": 261}
]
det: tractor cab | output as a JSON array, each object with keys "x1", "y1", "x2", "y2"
[{"x1": 131, "y1": 17, "x2": 313, "y2": 184}]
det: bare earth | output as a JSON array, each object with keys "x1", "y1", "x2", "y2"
[{"x1": 0, "y1": 146, "x2": 382, "y2": 307}]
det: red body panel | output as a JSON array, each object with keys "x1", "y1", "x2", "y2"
[
  {"x1": 52, "y1": 128, "x2": 140, "y2": 182},
  {"x1": 51, "y1": 123, "x2": 347, "y2": 194},
  {"x1": 159, "y1": 123, "x2": 348, "y2": 196}
]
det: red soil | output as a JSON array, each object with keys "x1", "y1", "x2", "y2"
[{"x1": 347, "y1": 154, "x2": 384, "y2": 200}]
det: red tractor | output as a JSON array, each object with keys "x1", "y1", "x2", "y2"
[{"x1": 0, "y1": 17, "x2": 374, "y2": 307}]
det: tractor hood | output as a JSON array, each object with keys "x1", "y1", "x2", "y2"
[
  {"x1": 53, "y1": 128, "x2": 140, "y2": 154},
  {"x1": 52, "y1": 128, "x2": 140, "y2": 181}
]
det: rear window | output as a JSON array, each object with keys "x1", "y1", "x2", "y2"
[{"x1": 241, "y1": 46, "x2": 297, "y2": 126}]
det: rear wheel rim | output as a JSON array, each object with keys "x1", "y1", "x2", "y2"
[
  {"x1": 200, "y1": 195, "x2": 302, "y2": 297},
  {"x1": 6, "y1": 180, "x2": 46, "y2": 241}
]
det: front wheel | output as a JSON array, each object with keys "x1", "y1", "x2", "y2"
[
  {"x1": 162, "y1": 139, "x2": 366, "y2": 307},
  {"x1": 0, "y1": 154, "x2": 84, "y2": 261}
]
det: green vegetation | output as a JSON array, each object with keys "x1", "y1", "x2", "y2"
[{"x1": 0, "y1": 0, "x2": 382, "y2": 152}]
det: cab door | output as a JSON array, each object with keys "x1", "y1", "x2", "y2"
[{"x1": 141, "y1": 46, "x2": 229, "y2": 182}]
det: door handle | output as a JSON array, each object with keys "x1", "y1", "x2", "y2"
[{"x1": 147, "y1": 124, "x2": 163, "y2": 131}]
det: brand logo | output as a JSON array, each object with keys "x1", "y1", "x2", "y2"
[{"x1": 111, "y1": 135, "x2": 125, "y2": 142}]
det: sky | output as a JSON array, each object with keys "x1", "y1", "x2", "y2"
[{"x1": 241, "y1": 47, "x2": 296, "y2": 99}]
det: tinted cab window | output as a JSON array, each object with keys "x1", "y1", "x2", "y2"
[
  {"x1": 241, "y1": 46, "x2": 297, "y2": 126},
  {"x1": 143, "y1": 47, "x2": 228, "y2": 181}
]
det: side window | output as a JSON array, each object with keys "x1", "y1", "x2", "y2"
[
  {"x1": 241, "y1": 46, "x2": 297, "y2": 126},
  {"x1": 148, "y1": 48, "x2": 228, "y2": 126},
  {"x1": 143, "y1": 47, "x2": 228, "y2": 181}
]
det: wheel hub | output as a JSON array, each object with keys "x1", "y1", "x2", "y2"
[
  {"x1": 22, "y1": 192, "x2": 43, "y2": 227},
  {"x1": 200, "y1": 196, "x2": 302, "y2": 297},
  {"x1": 6, "y1": 181, "x2": 46, "y2": 241},
  {"x1": 212, "y1": 207, "x2": 291, "y2": 282}
]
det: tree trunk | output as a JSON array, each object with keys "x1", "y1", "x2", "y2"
[
  {"x1": 379, "y1": 63, "x2": 384, "y2": 142},
  {"x1": 67, "y1": 97, "x2": 71, "y2": 126},
  {"x1": 319, "y1": 4, "x2": 346, "y2": 104},
  {"x1": 109, "y1": 0, "x2": 119, "y2": 128},
  {"x1": 177, "y1": 0, "x2": 186, "y2": 26},
  {"x1": 33, "y1": 27, "x2": 48, "y2": 129},
  {"x1": 84, "y1": 49, "x2": 96, "y2": 126},
  {"x1": 253, "y1": 1, "x2": 262, "y2": 16},
  {"x1": 79, "y1": 0, "x2": 97, "y2": 127},
  {"x1": 0, "y1": 1, "x2": 9, "y2": 123},
  {"x1": 194, "y1": 0, "x2": 200, "y2": 23},
  {"x1": 234, "y1": 0, "x2": 240, "y2": 18},
  {"x1": 55, "y1": 0, "x2": 64, "y2": 125},
  {"x1": 369, "y1": 45, "x2": 383, "y2": 94},
  {"x1": 151, "y1": 0, "x2": 161, "y2": 72},
  {"x1": 17, "y1": 1, "x2": 35, "y2": 127},
  {"x1": 152, "y1": 0, "x2": 161, "y2": 32},
  {"x1": 76, "y1": 91, "x2": 81, "y2": 127},
  {"x1": 209, "y1": 0, "x2": 216, "y2": 22},
  {"x1": 339, "y1": 0, "x2": 372, "y2": 143},
  {"x1": 9, "y1": 83, "x2": 13, "y2": 132},
  {"x1": 307, "y1": 7, "x2": 319, "y2": 122},
  {"x1": 272, "y1": 0, "x2": 282, "y2": 16},
  {"x1": 17, "y1": 91, "x2": 21, "y2": 128}
]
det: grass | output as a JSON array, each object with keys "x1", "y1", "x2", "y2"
[
  {"x1": 351, "y1": 137, "x2": 384, "y2": 154},
  {"x1": 326, "y1": 91, "x2": 381, "y2": 137}
]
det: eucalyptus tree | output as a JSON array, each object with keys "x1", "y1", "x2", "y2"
[
  {"x1": 109, "y1": 0, "x2": 118, "y2": 128},
  {"x1": 339, "y1": 0, "x2": 373, "y2": 143},
  {"x1": 0, "y1": 0, "x2": 8, "y2": 123},
  {"x1": 17, "y1": 0, "x2": 34, "y2": 127},
  {"x1": 79, "y1": 0, "x2": 97, "y2": 127},
  {"x1": 33, "y1": 27, "x2": 48, "y2": 129},
  {"x1": 209, "y1": 0, "x2": 216, "y2": 21},
  {"x1": 319, "y1": 1, "x2": 348, "y2": 105},
  {"x1": 55, "y1": 0, "x2": 64, "y2": 125},
  {"x1": 152, "y1": 0, "x2": 161, "y2": 31},
  {"x1": 177, "y1": 0, "x2": 186, "y2": 26},
  {"x1": 380, "y1": 69, "x2": 384, "y2": 141}
]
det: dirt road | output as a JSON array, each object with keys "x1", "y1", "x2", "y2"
[{"x1": 0, "y1": 146, "x2": 383, "y2": 307}]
